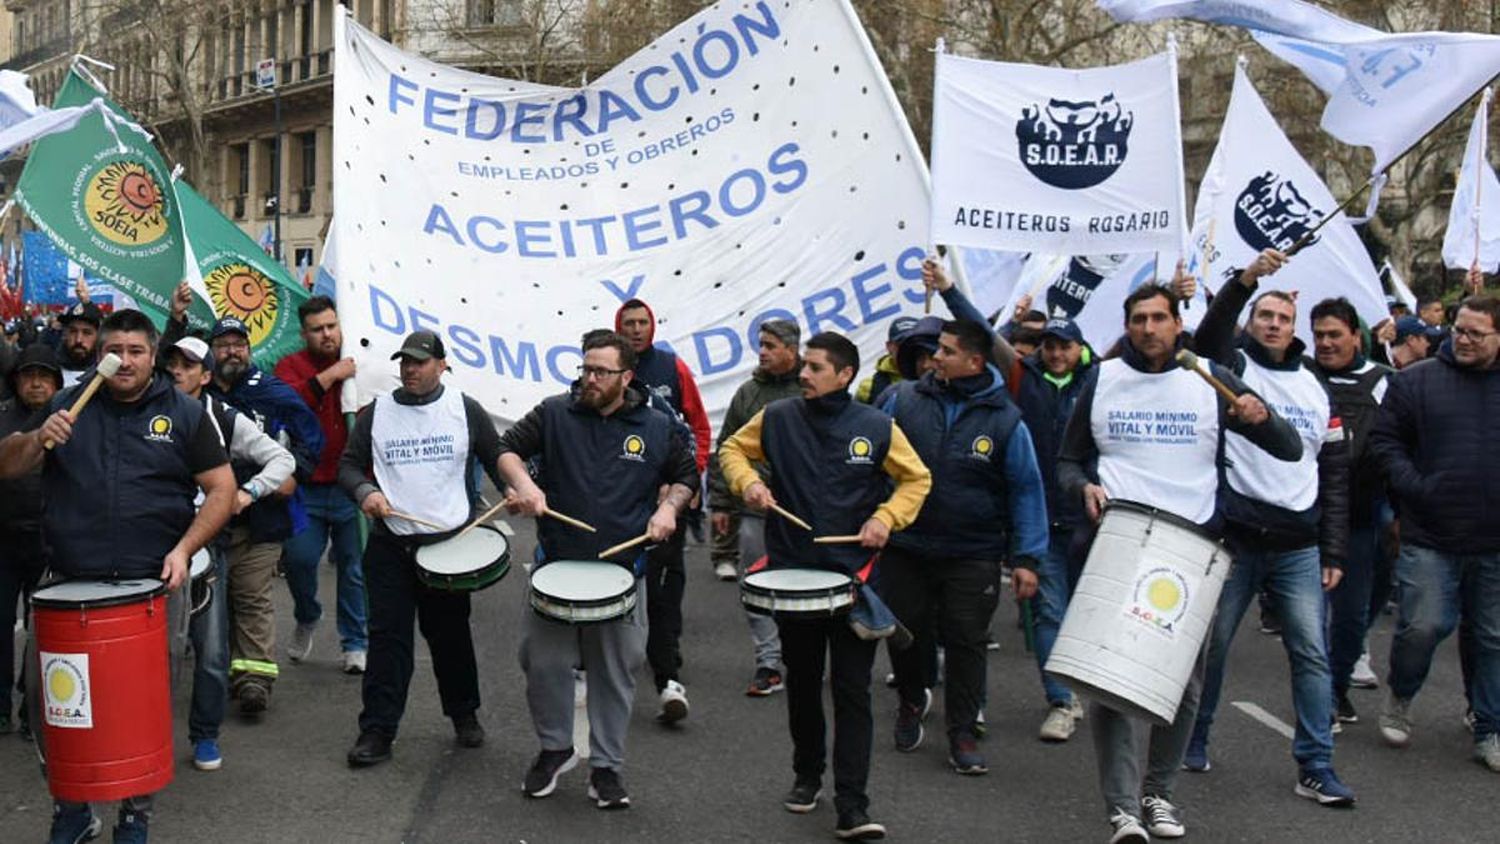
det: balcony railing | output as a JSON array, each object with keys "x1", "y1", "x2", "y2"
[{"x1": 2, "y1": 35, "x2": 71, "y2": 72}]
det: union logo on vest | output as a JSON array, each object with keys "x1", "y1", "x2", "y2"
[
  {"x1": 144, "y1": 414, "x2": 175, "y2": 443},
  {"x1": 620, "y1": 434, "x2": 647, "y2": 462},
  {"x1": 1234, "y1": 172, "x2": 1323, "y2": 253},
  {"x1": 846, "y1": 436, "x2": 874, "y2": 465},
  {"x1": 969, "y1": 435, "x2": 994, "y2": 462},
  {"x1": 1016, "y1": 94, "x2": 1133, "y2": 190}
]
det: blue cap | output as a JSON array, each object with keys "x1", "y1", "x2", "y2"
[
  {"x1": 210, "y1": 316, "x2": 250, "y2": 341},
  {"x1": 1040, "y1": 318, "x2": 1084, "y2": 344},
  {"x1": 1394, "y1": 315, "x2": 1440, "y2": 342},
  {"x1": 888, "y1": 316, "x2": 919, "y2": 341}
]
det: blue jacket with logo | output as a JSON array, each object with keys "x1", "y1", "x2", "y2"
[
  {"x1": 882, "y1": 367, "x2": 1049, "y2": 564},
  {"x1": 44, "y1": 371, "x2": 228, "y2": 578}
]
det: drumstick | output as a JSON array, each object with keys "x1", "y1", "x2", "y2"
[
  {"x1": 455, "y1": 498, "x2": 509, "y2": 539},
  {"x1": 44, "y1": 353, "x2": 121, "y2": 450},
  {"x1": 544, "y1": 507, "x2": 597, "y2": 533},
  {"x1": 386, "y1": 510, "x2": 447, "y2": 530},
  {"x1": 1174, "y1": 350, "x2": 1239, "y2": 403},
  {"x1": 599, "y1": 532, "x2": 651, "y2": 558},
  {"x1": 813, "y1": 535, "x2": 864, "y2": 544},
  {"x1": 770, "y1": 503, "x2": 812, "y2": 532}
]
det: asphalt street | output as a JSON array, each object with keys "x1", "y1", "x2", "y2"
[{"x1": 2, "y1": 516, "x2": 1492, "y2": 843}]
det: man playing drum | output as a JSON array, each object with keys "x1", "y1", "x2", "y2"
[
  {"x1": 1056, "y1": 284, "x2": 1302, "y2": 844},
  {"x1": 339, "y1": 330, "x2": 505, "y2": 767},
  {"x1": 720, "y1": 331, "x2": 932, "y2": 841},
  {"x1": 498, "y1": 330, "x2": 697, "y2": 810},
  {"x1": 0, "y1": 309, "x2": 236, "y2": 844}
]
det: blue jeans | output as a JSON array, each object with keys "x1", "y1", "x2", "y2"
[
  {"x1": 188, "y1": 545, "x2": 230, "y2": 742},
  {"x1": 1326, "y1": 522, "x2": 1379, "y2": 698},
  {"x1": 1033, "y1": 526, "x2": 1081, "y2": 706},
  {"x1": 1388, "y1": 544, "x2": 1500, "y2": 740},
  {"x1": 282, "y1": 483, "x2": 367, "y2": 652},
  {"x1": 1196, "y1": 544, "x2": 1335, "y2": 770}
]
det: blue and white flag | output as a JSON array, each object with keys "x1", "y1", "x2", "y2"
[
  {"x1": 929, "y1": 47, "x2": 1188, "y2": 255},
  {"x1": 0, "y1": 70, "x2": 40, "y2": 130},
  {"x1": 1098, "y1": 0, "x2": 1375, "y2": 42},
  {"x1": 1441, "y1": 88, "x2": 1500, "y2": 273},
  {"x1": 1190, "y1": 65, "x2": 1387, "y2": 342}
]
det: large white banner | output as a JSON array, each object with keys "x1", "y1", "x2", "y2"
[
  {"x1": 1442, "y1": 89, "x2": 1500, "y2": 273},
  {"x1": 333, "y1": 2, "x2": 932, "y2": 425},
  {"x1": 1190, "y1": 65, "x2": 1387, "y2": 341},
  {"x1": 928, "y1": 49, "x2": 1187, "y2": 255}
]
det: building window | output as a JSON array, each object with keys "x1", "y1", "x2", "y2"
[
  {"x1": 262, "y1": 137, "x2": 280, "y2": 216},
  {"x1": 230, "y1": 143, "x2": 250, "y2": 220},
  {"x1": 467, "y1": 0, "x2": 523, "y2": 27},
  {"x1": 297, "y1": 131, "x2": 316, "y2": 213}
]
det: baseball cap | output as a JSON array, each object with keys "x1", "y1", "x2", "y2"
[
  {"x1": 12, "y1": 343, "x2": 62, "y2": 382},
  {"x1": 171, "y1": 336, "x2": 215, "y2": 373},
  {"x1": 210, "y1": 316, "x2": 250, "y2": 341},
  {"x1": 59, "y1": 301, "x2": 103, "y2": 327},
  {"x1": 888, "y1": 316, "x2": 919, "y2": 341},
  {"x1": 391, "y1": 330, "x2": 446, "y2": 361},
  {"x1": 1394, "y1": 315, "x2": 1441, "y2": 342},
  {"x1": 1040, "y1": 318, "x2": 1084, "y2": 345}
]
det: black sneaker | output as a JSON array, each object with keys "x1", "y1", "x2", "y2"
[
  {"x1": 346, "y1": 731, "x2": 393, "y2": 767},
  {"x1": 783, "y1": 778, "x2": 822, "y2": 813},
  {"x1": 948, "y1": 732, "x2": 988, "y2": 775},
  {"x1": 453, "y1": 712, "x2": 485, "y2": 748},
  {"x1": 112, "y1": 808, "x2": 148, "y2": 844},
  {"x1": 587, "y1": 766, "x2": 631, "y2": 809},
  {"x1": 522, "y1": 748, "x2": 578, "y2": 798},
  {"x1": 746, "y1": 666, "x2": 785, "y2": 697},
  {"x1": 1336, "y1": 693, "x2": 1359, "y2": 724},
  {"x1": 835, "y1": 808, "x2": 887, "y2": 840},
  {"x1": 893, "y1": 699, "x2": 924, "y2": 752}
]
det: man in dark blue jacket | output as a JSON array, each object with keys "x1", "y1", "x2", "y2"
[
  {"x1": 1370, "y1": 294, "x2": 1500, "y2": 773},
  {"x1": 1006, "y1": 317, "x2": 1098, "y2": 742},
  {"x1": 879, "y1": 319, "x2": 1047, "y2": 776}
]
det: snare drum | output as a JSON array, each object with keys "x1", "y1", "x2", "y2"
[
  {"x1": 415, "y1": 525, "x2": 511, "y2": 592},
  {"x1": 740, "y1": 568, "x2": 858, "y2": 618},
  {"x1": 188, "y1": 550, "x2": 215, "y2": 619},
  {"x1": 529, "y1": 561, "x2": 636, "y2": 624}
]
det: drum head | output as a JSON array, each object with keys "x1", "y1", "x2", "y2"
[
  {"x1": 415, "y1": 526, "x2": 511, "y2": 575},
  {"x1": 532, "y1": 560, "x2": 634, "y2": 601},
  {"x1": 744, "y1": 568, "x2": 853, "y2": 591},
  {"x1": 189, "y1": 550, "x2": 212, "y2": 580},
  {"x1": 32, "y1": 578, "x2": 165, "y2": 608}
]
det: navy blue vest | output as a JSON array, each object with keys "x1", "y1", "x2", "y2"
[
  {"x1": 760, "y1": 394, "x2": 893, "y2": 574},
  {"x1": 1014, "y1": 356, "x2": 1097, "y2": 528},
  {"x1": 632, "y1": 346, "x2": 684, "y2": 416}
]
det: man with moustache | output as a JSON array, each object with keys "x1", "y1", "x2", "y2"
[
  {"x1": 56, "y1": 301, "x2": 102, "y2": 388},
  {"x1": 275, "y1": 296, "x2": 369, "y2": 674}
]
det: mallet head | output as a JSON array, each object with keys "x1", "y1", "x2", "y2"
[{"x1": 96, "y1": 352, "x2": 122, "y2": 378}]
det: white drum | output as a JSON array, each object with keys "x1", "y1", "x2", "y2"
[
  {"x1": 415, "y1": 525, "x2": 511, "y2": 592},
  {"x1": 740, "y1": 568, "x2": 858, "y2": 618},
  {"x1": 1044, "y1": 500, "x2": 1232, "y2": 725},
  {"x1": 529, "y1": 561, "x2": 637, "y2": 624}
]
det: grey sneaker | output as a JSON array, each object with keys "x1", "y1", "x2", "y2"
[
  {"x1": 1378, "y1": 692, "x2": 1413, "y2": 748},
  {"x1": 1475, "y1": 734, "x2": 1500, "y2": 773},
  {"x1": 1039, "y1": 702, "x2": 1079, "y2": 742},
  {"x1": 1142, "y1": 795, "x2": 1185, "y2": 838},
  {"x1": 288, "y1": 621, "x2": 318, "y2": 662},
  {"x1": 713, "y1": 561, "x2": 738, "y2": 581},
  {"x1": 1108, "y1": 809, "x2": 1149, "y2": 844}
]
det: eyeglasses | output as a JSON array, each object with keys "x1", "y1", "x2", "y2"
[
  {"x1": 577, "y1": 365, "x2": 627, "y2": 380},
  {"x1": 1452, "y1": 326, "x2": 1498, "y2": 342},
  {"x1": 212, "y1": 339, "x2": 250, "y2": 352}
]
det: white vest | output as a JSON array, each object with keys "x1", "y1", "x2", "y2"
[
  {"x1": 1224, "y1": 351, "x2": 1331, "y2": 513},
  {"x1": 370, "y1": 388, "x2": 471, "y2": 535},
  {"x1": 1090, "y1": 358, "x2": 1221, "y2": 524}
]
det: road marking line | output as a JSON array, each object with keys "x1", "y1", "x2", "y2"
[{"x1": 1232, "y1": 701, "x2": 1295, "y2": 740}]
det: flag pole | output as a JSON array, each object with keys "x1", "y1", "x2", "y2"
[{"x1": 1474, "y1": 88, "x2": 1490, "y2": 271}]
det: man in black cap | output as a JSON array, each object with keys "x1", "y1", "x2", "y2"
[
  {"x1": 855, "y1": 316, "x2": 918, "y2": 404},
  {"x1": 0, "y1": 344, "x2": 62, "y2": 735},
  {"x1": 168, "y1": 313, "x2": 323, "y2": 712},
  {"x1": 56, "y1": 301, "x2": 103, "y2": 388},
  {"x1": 340, "y1": 330, "x2": 506, "y2": 767}
]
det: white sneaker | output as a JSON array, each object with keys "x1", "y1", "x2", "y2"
[
  {"x1": 658, "y1": 680, "x2": 689, "y2": 723},
  {"x1": 288, "y1": 621, "x2": 318, "y2": 662},
  {"x1": 1108, "y1": 809, "x2": 1149, "y2": 844},
  {"x1": 1142, "y1": 795, "x2": 1186, "y2": 838},
  {"x1": 1039, "y1": 703, "x2": 1079, "y2": 742},
  {"x1": 713, "y1": 562, "x2": 738, "y2": 581},
  {"x1": 1379, "y1": 692, "x2": 1413, "y2": 748},
  {"x1": 1350, "y1": 651, "x2": 1379, "y2": 689},
  {"x1": 342, "y1": 650, "x2": 367, "y2": 675}
]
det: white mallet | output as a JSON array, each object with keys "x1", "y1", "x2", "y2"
[{"x1": 44, "y1": 352, "x2": 122, "y2": 450}]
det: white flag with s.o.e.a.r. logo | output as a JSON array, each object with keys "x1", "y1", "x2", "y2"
[
  {"x1": 929, "y1": 48, "x2": 1187, "y2": 256},
  {"x1": 1189, "y1": 64, "x2": 1386, "y2": 343}
]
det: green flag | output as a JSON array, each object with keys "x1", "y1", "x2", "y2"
[
  {"x1": 177, "y1": 181, "x2": 308, "y2": 369},
  {"x1": 15, "y1": 69, "x2": 187, "y2": 319}
]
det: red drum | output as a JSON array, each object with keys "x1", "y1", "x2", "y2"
[{"x1": 32, "y1": 578, "x2": 174, "y2": 802}]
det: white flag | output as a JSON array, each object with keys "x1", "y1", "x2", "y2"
[
  {"x1": 955, "y1": 247, "x2": 1026, "y2": 321},
  {"x1": 0, "y1": 70, "x2": 40, "y2": 130},
  {"x1": 1190, "y1": 65, "x2": 1387, "y2": 342},
  {"x1": 1099, "y1": 0, "x2": 1375, "y2": 42},
  {"x1": 1442, "y1": 89, "x2": 1500, "y2": 273},
  {"x1": 1381, "y1": 260, "x2": 1417, "y2": 312},
  {"x1": 929, "y1": 48, "x2": 1187, "y2": 255}
]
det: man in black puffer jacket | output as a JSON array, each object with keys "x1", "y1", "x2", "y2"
[{"x1": 1369, "y1": 294, "x2": 1500, "y2": 774}]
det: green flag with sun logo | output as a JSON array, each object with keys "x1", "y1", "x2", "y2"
[
  {"x1": 14, "y1": 69, "x2": 189, "y2": 320},
  {"x1": 176, "y1": 181, "x2": 308, "y2": 369}
]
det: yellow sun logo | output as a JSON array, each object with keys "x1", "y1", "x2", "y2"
[
  {"x1": 848, "y1": 436, "x2": 873, "y2": 463},
  {"x1": 47, "y1": 666, "x2": 76, "y2": 702},
  {"x1": 149, "y1": 416, "x2": 171, "y2": 435},
  {"x1": 205, "y1": 263, "x2": 280, "y2": 348},
  {"x1": 1146, "y1": 577, "x2": 1183, "y2": 613},
  {"x1": 621, "y1": 434, "x2": 646, "y2": 461},
  {"x1": 972, "y1": 436, "x2": 993, "y2": 456},
  {"x1": 83, "y1": 160, "x2": 168, "y2": 246}
]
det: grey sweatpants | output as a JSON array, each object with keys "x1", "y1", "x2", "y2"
[
  {"x1": 1090, "y1": 642, "x2": 1208, "y2": 818},
  {"x1": 519, "y1": 580, "x2": 647, "y2": 771},
  {"x1": 739, "y1": 514, "x2": 781, "y2": 670}
]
